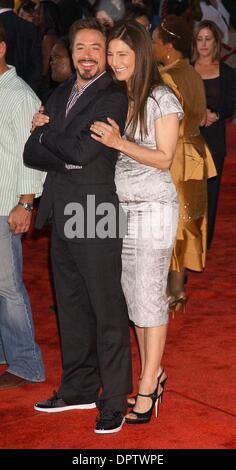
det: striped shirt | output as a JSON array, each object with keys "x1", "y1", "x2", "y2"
[
  {"x1": 0, "y1": 66, "x2": 45, "y2": 215},
  {"x1": 65, "y1": 71, "x2": 106, "y2": 169},
  {"x1": 65, "y1": 71, "x2": 106, "y2": 117}
]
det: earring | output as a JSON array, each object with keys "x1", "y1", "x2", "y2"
[{"x1": 167, "y1": 54, "x2": 170, "y2": 60}]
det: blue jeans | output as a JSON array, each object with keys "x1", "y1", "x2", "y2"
[{"x1": 0, "y1": 217, "x2": 45, "y2": 381}]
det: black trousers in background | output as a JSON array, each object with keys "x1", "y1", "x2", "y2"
[
  {"x1": 51, "y1": 226, "x2": 132, "y2": 413},
  {"x1": 207, "y1": 156, "x2": 224, "y2": 248},
  {"x1": 201, "y1": 124, "x2": 225, "y2": 249}
]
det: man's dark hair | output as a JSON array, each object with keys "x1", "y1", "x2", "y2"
[
  {"x1": 69, "y1": 17, "x2": 108, "y2": 50},
  {"x1": 0, "y1": 22, "x2": 6, "y2": 42},
  {"x1": 0, "y1": 1, "x2": 14, "y2": 9}
]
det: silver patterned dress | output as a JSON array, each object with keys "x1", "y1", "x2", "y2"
[{"x1": 115, "y1": 86, "x2": 183, "y2": 327}]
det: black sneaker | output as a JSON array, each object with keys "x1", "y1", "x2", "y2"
[
  {"x1": 34, "y1": 391, "x2": 96, "y2": 413},
  {"x1": 94, "y1": 410, "x2": 125, "y2": 434}
]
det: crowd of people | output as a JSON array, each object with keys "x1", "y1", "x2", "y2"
[{"x1": 0, "y1": 0, "x2": 235, "y2": 434}]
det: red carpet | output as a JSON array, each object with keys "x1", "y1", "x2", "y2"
[{"x1": 0, "y1": 124, "x2": 235, "y2": 449}]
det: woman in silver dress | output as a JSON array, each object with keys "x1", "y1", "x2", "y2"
[{"x1": 90, "y1": 20, "x2": 183, "y2": 424}]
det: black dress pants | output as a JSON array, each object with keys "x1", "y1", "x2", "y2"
[
  {"x1": 51, "y1": 226, "x2": 132, "y2": 413},
  {"x1": 207, "y1": 155, "x2": 224, "y2": 248}
]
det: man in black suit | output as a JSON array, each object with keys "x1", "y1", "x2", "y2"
[
  {"x1": 0, "y1": 0, "x2": 41, "y2": 91},
  {"x1": 24, "y1": 18, "x2": 132, "y2": 434}
]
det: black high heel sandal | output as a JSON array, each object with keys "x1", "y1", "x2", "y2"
[
  {"x1": 125, "y1": 371, "x2": 168, "y2": 424},
  {"x1": 127, "y1": 368, "x2": 168, "y2": 408},
  {"x1": 125, "y1": 389, "x2": 159, "y2": 424}
]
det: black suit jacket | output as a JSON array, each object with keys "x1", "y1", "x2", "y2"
[
  {"x1": 201, "y1": 62, "x2": 236, "y2": 163},
  {"x1": 24, "y1": 72, "x2": 128, "y2": 241},
  {"x1": 218, "y1": 62, "x2": 236, "y2": 121},
  {"x1": 0, "y1": 11, "x2": 42, "y2": 91}
]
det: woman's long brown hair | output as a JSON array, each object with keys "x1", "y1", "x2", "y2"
[{"x1": 107, "y1": 20, "x2": 164, "y2": 139}]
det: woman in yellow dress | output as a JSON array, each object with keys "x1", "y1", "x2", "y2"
[{"x1": 152, "y1": 15, "x2": 217, "y2": 312}]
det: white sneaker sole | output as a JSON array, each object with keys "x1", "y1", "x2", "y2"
[
  {"x1": 34, "y1": 402, "x2": 96, "y2": 413},
  {"x1": 94, "y1": 417, "x2": 125, "y2": 434}
]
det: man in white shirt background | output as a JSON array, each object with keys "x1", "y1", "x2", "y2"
[{"x1": 0, "y1": 22, "x2": 45, "y2": 390}]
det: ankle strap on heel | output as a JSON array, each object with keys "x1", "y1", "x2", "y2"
[{"x1": 137, "y1": 392, "x2": 157, "y2": 399}]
